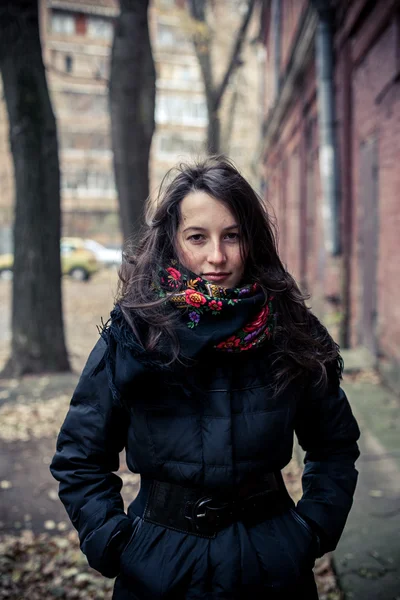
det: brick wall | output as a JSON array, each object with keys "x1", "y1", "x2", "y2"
[
  {"x1": 350, "y1": 16, "x2": 400, "y2": 367},
  {"x1": 264, "y1": 0, "x2": 308, "y2": 113},
  {"x1": 263, "y1": 0, "x2": 400, "y2": 375}
]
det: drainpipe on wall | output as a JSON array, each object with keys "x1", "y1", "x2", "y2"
[
  {"x1": 271, "y1": 0, "x2": 281, "y2": 100},
  {"x1": 313, "y1": 0, "x2": 341, "y2": 256},
  {"x1": 340, "y1": 38, "x2": 353, "y2": 348}
]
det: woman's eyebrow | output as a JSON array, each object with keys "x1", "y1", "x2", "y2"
[{"x1": 182, "y1": 224, "x2": 238, "y2": 233}]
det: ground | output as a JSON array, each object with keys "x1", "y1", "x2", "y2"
[{"x1": 0, "y1": 271, "x2": 341, "y2": 599}]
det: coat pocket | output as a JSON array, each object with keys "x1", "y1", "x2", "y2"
[
  {"x1": 289, "y1": 508, "x2": 320, "y2": 560},
  {"x1": 119, "y1": 521, "x2": 168, "y2": 599},
  {"x1": 120, "y1": 517, "x2": 147, "y2": 566},
  {"x1": 247, "y1": 508, "x2": 316, "y2": 590},
  {"x1": 288, "y1": 508, "x2": 317, "y2": 569},
  {"x1": 119, "y1": 516, "x2": 142, "y2": 561},
  {"x1": 289, "y1": 508, "x2": 313, "y2": 535}
]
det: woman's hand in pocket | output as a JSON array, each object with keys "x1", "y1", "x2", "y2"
[{"x1": 103, "y1": 517, "x2": 141, "y2": 577}]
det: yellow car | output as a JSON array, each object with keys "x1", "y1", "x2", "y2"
[
  {"x1": 60, "y1": 238, "x2": 101, "y2": 280},
  {"x1": 0, "y1": 239, "x2": 100, "y2": 281}
]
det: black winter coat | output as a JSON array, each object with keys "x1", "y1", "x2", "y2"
[{"x1": 50, "y1": 333, "x2": 360, "y2": 599}]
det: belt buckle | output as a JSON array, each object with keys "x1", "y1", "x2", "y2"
[
  {"x1": 185, "y1": 496, "x2": 222, "y2": 533},
  {"x1": 192, "y1": 496, "x2": 214, "y2": 521}
]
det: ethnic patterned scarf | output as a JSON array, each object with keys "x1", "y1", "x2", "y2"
[{"x1": 157, "y1": 266, "x2": 276, "y2": 358}]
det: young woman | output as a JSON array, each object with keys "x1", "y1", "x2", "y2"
[{"x1": 50, "y1": 156, "x2": 360, "y2": 599}]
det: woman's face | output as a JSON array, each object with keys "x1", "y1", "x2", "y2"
[{"x1": 176, "y1": 190, "x2": 246, "y2": 289}]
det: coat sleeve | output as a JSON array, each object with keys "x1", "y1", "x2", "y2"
[
  {"x1": 294, "y1": 367, "x2": 360, "y2": 556},
  {"x1": 49, "y1": 338, "x2": 133, "y2": 577}
]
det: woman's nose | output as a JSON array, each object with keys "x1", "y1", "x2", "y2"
[{"x1": 208, "y1": 243, "x2": 227, "y2": 264}]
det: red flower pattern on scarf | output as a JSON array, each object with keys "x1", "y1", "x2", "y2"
[
  {"x1": 243, "y1": 305, "x2": 270, "y2": 333},
  {"x1": 209, "y1": 300, "x2": 223, "y2": 311},
  {"x1": 185, "y1": 289, "x2": 207, "y2": 308},
  {"x1": 216, "y1": 335, "x2": 241, "y2": 350},
  {"x1": 157, "y1": 266, "x2": 275, "y2": 352},
  {"x1": 166, "y1": 267, "x2": 181, "y2": 280}
]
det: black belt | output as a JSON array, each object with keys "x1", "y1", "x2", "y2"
[{"x1": 140, "y1": 472, "x2": 292, "y2": 539}]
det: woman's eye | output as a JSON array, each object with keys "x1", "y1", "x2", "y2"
[{"x1": 187, "y1": 232, "x2": 239, "y2": 243}]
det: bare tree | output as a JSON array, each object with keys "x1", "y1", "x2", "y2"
[
  {"x1": 0, "y1": 0, "x2": 70, "y2": 376},
  {"x1": 109, "y1": 0, "x2": 156, "y2": 243},
  {"x1": 188, "y1": 0, "x2": 256, "y2": 154}
]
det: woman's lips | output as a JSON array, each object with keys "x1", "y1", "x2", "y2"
[{"x1": 203, "y1": 273, "x2": 231, "y2": 283}]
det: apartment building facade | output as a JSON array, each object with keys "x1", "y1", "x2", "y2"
[{"x1": 0, "y1": 0, "x2": 263, "y2": 247}]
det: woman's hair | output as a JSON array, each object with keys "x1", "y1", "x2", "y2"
[{"x1": 117, "y1": 155, "x2": 342, "y2": 394}]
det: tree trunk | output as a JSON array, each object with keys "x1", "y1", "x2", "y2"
[
  {"x1": 109, "y1": 0, "x2": 156, "y2": 243},
  {"x1": 207, "y1": 107, "x2": 220, "y2": 155},
  {"x1": 222, "y1": 73, "x2": 240, "y2": 153},
  {"x1": 0, "y1": 0, "x2": 70, "y2": 377}
]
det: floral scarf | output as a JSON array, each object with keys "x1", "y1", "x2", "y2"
[{"x1": 156, "y1": 265, "x2": 276, "y2": 358}]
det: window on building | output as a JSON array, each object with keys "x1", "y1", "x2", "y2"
[
  {"x1": 60, "y1": 131, "x2": 110, "y2": 151},
  {"x1": 75, "y1": 13, "x2": 87, "y2": 35},
  {"x1": 94, "y1": 58, "x2": 108, "y2": 80},
  {"x1": 91, "y1": 132, "x2": 110, "y2": 149},
  {"x1": 87, "y1": 16, "x2": 113, "y2": 40},
  {"x1": 60, "y1": 91, "x2": 108, "y2": 115},
  {"x1": 159, "y1": 0, "x2": 176, "y2": 7},
  {"x1": 157, "y1": 24, "x2": 176, "y2": 46},
  {"x1": 62, "y1": 169, "x2": 115, "y2": 192},
  {"x1": 156, "y1": 95, "x2": 207, "y2": 125},
  {"x1": 159, "y1": 134, "x2": 204, "y2": 156},
  {"x1": 65, "y1": 55, "x2": 73, "y2": 73},
  {"x1": 159, "y1": 63, "x2": 198, "y2": 83},
  {"x1": 179, "y1": 65, "x2": 194, "y2": 81},
  {"x1": 51, "y1": 12, "x2": 75, "y2": 35},
  {"x1": 157, "y1": 23, "x2": 188, "y2": 48}
]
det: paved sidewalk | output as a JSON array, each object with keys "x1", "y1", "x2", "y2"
[{"x1": 332, "y1": 350, "x2": 400, "y2": 600}]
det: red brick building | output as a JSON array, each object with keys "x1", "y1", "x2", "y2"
[{"x1": 262, "y1": 0, "x2": 400, "y2": 387}]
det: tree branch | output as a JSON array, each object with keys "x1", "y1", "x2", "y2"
[
  {"x1": 214, "y1": 0, "x2": 256, "y2": 110},
  {"x1": 187, "y1": 0, "x2": 214, "y2": 103}
]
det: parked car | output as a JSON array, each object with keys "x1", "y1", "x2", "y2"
[
  {"x1": 76, "y1": 238, "x2": 122, "y2": 268},
  {"x1": 60, "y1": 238, "x2": 100, "y2": 280},
  {"x1": 0, "y1": 240, "x2": 100, "y2": 281},
  {"x1": 0, "y1": 254, "x2": 13, "y2": 280}
]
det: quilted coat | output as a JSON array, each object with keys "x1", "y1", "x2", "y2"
[{"x1": 50, "y1": 324, "x2": 360, "y2": 599}]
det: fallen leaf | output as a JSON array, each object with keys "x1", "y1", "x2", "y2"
[
  {"x1": 369, "y1": 489, "x2": 384, "y2": 497},
  {"x1": 48, "y1": 489, "x2": 58, "y2": 501},
  {"x1": 62, "y1": 567, "x2": 79, "y2": 578}
]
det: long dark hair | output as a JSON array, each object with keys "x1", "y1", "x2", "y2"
[{"x1": 117, "y1": 155, "x2": 342, "y2": 394}]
